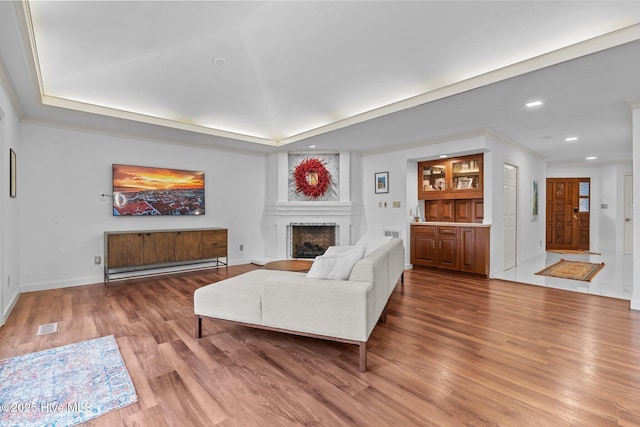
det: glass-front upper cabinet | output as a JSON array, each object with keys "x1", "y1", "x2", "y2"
[
  {"x1": 418, "y1": 154, "x2": 483, "y2": 200},
  {"x1": 451, "y1": 157, "x2": 482, "y2": 193},
  {"x1": 420, "y1": 161, "x2": 447, "y2": 194}
]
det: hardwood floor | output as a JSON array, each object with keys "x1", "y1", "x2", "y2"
[{"x1": 2, "y1": 265, "x2": 640, "y2": 426}]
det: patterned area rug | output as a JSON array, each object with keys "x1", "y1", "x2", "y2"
[
  {"x1": 548, "y1": 249, "x2": 601, "y2": 255},
  {"x1": 535, "y1": 259, "x2": 605, "y2": 282},
  {"x1": 0, "y1": 335, "x2": 138, "y2": 427}
]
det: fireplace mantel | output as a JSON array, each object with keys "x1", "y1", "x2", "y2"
[
  {"x1": 258, "y1": 151, "x2": 363, "y2": 261},
  {"x1": 263, "y1": 201, "x2": 363, "y2": 260},
  {"x1": 265, "y1": 201, "x2": 362, "y2": 216}
]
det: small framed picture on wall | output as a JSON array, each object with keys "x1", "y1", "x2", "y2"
[{"x1": 375, "y1": 171, "x2": 389, "y2": 194}]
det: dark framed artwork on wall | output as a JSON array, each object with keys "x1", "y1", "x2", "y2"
[
  {"x1": 9, "y1": 148, "x2": 16, "y2": 198},
  {"x1": 375, "y1": 171, "x2": 389, "y2": 194}
]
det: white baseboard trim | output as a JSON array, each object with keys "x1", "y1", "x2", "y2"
[
  {"x1": 2, "y1": 290, "x2": 20, "y2": 325},
  {"x1": 19, "y1": 258, "x2": 251, "y2": 293}
]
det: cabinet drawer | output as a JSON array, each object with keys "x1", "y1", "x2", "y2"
[
  {"x1": 202, "y1": 230, "x2": 227, "y2": 258},
  {"x1": 437, "y1": 226, "x2": 458, "y2": 235}
]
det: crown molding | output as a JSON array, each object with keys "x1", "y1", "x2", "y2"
[
  {"x1": 628, "y1": 98, "x2": 640, "y2": 110},
  {"x1": 0, "y1": 56, "x2": 24, "y2": 118}
]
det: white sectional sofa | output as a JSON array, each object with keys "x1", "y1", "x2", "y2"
[{"x1": 194, "y1": 237, "x2": 404, "y2": 371}]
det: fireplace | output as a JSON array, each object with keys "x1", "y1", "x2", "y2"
[{"x1": 290, "y1": 223, "x2": 336, "y2": 258}]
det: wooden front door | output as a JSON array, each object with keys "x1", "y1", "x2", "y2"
[{"x1": 546, "y1": 178, "x2": 590, "y2": 250}]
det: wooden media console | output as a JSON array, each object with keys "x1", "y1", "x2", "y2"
[{"x1": 104, "y1": 227, "x2": 227, "y2": 281}]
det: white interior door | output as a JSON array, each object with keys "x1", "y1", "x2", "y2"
[
  {"x1": 624, "y1": 174, "x2": 633, "y2": 254},
  {"x1": 503, "y1": 164, "x2": 517, "y2": 270}
]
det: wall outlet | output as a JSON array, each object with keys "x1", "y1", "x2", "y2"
[
  {"x1": 94, "y1": 256, "x2": 101, "y2": 265},
  {"x1": 239, "y1": 244, "x2": 244, "y2": 251}
]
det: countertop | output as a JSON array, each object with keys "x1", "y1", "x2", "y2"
[{"x1": 411, "y1": 222, "x2": 491, "y2": 227}]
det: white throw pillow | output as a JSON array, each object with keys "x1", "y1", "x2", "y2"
[{"x1": 306, "y1": 245, "x2": 366, "y2": 280}]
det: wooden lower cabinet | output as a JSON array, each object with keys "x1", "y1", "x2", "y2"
[
  {"x1": 105, "y1": 228, "x2": 227, "y2": 281},
  {"x1": 411, "y1": 224, "x2": 490, "y2": 276},
  {"x1": 424, "y1": 199, "x2": 483, "y2": 223}
]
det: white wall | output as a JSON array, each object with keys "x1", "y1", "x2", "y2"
[
  {"x1": 0, "y1": 73, "x2": 21, "y2": 324},
  {"x1": 361, "y1": 131, "x2": 547, "y2": 274},
  {"x1": 484, "y1": 133, "x2": 547, "y2": 271},
  {"x1": 19, "y1": 123, "x2": 267, "y2": 291}
]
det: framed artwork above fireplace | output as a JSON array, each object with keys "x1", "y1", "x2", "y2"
[{"x1": 288, "y1": 153, "x2": 339, "y2": 201}]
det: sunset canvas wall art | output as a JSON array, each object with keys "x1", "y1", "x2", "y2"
[{"x1": 112, "y1": 164, "x2": 205, "y2": 216}]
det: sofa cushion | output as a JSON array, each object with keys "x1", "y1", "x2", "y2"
[
  {"x1": 194, "y1": 269, "x2": 273, "y2": 324},
  {"x1": 356, "y1": 235, "x2": 393, "y2": 255},
  {"x1": 323, "y1": 245, "x2": 357, "y2": 256},
  {"x1": 306, "y1": 245, "x2": 366, "y2": 280}
]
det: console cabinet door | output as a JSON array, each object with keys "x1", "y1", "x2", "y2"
[
  {"x1": 175, "y1": 231, "x2": 203, "y2": 261},
  {"x1": 143, "y1": 232, "x2": 175, "y2": 265},
  {"x1": 202, "y1": 229, "x2": 227, "y2": 258},
  {"x1": 108, "y1": 233, "x2": 144, "y2": 268}
]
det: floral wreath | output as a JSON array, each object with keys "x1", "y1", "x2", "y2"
[{"x1": 294, "y1": 157, "x2": 331, "y2": 199}]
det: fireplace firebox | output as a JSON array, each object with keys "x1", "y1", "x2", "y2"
[{"x1": 290, "y1": 224, "x2": 336, "y2": 259}]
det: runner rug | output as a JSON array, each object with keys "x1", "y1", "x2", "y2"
[
  {"x1": 0, "y1": 335, "x2": 138, "y2": 427},
  {"x1": 535, "y1": 259, "x2": 605, "y2": 282}
]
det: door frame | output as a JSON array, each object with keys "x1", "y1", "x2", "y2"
[
  {"x1": 624, "y1": 174, "x2": 633, "y2": 254},
  {"x1": 503, "y1": 163, "x2": 517, "y2": 270}
]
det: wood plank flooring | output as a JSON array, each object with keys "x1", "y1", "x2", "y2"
[{"x1": 2, "y1": 265, "x2": 640, "y2": 426}]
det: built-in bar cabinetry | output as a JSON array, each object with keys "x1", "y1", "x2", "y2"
[
  {"x1": 104, "y1": 228, "x2": 227, "y2": 281},
  {"x1": 410, "y1": 223, "x2": 490, "y2": 276},
  {"x1": 418, "y1": 154, "x2": 483, "y2": 200}
]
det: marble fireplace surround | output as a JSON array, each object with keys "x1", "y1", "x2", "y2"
[{"x1": 261, "y1": 152, "x2": 363, "y2": 261}]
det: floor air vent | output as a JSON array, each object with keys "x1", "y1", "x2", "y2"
[{"x1": 36, "y1": 322, "x2": 58, "y2": 336}]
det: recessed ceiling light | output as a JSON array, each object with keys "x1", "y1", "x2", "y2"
[
  {"x1": 586, "y1": 156, "x2": 597, "y2": 160},
  {"x1": 526, "y1": 100, "x2": 543, "y2": 108},
  {"x1": 439, "y1": 155, "x2": 448, "y2": 158},
  {"x1": 213, "y1": 57, "x2": 226, "y2": 66},
  {"x1": 565, "y1": 136, "x2": 578, "y2": 142},
  {"x1": 308, "y1": 144, "x2": 316, "y2": 148}
]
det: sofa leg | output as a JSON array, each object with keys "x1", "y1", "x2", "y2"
[
  {"x1": 195, "y1": 314, "x2": 202, "y2": 339},
  {"x1": 379, "y1": 307, "x2": 387, "y2": 324},
  {"x1": 359, "y1": 342, "x2": 367, "y2": 372}
]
